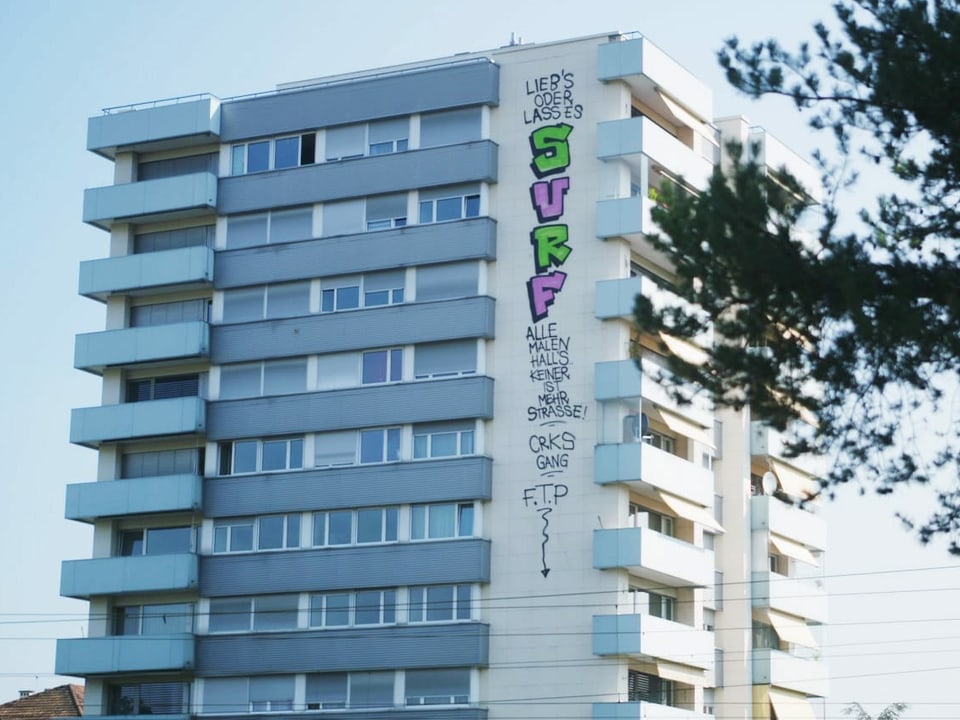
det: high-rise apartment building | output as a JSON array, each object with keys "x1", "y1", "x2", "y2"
[{"x1": 57, "y1": 32, "x2": 828, "y2": 720}]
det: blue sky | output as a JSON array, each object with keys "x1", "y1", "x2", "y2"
[{"x1": 0, "y1": 1, "x2": 957, "y2": 717}]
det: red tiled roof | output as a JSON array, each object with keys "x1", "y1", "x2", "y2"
[{"x1": 0, "y1": 686, "x2": 83, "y2": 720}]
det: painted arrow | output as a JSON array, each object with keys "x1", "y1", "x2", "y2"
[{"x1": 538, "y1": 507, "x2": 552, "y2": 577}]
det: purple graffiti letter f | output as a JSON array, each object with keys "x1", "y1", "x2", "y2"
[{"x1": 526, "y1": 271, "x2": 567, "y2": 322}]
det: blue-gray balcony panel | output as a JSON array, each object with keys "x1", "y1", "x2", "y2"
[
  {"x1": 595, "y1": 277, "x2": 643, "y2": 320},
  {"x1": 204, "y1": 457, "x2": 492, "y2": 517},
  {"x1": 595, "y1": 359, "x2": 642, "y2": 400},
  {"x1": 201, "y1": 539, "x2": 490, "y2": 596},
  {"x1": 218, "y1": 141, "x2": 497, "y2": 215},
  {"x1": 198, "y1": 623, "x2": 488, "y2": 676},
  {"x1": 55, "y1": 634, "x2": 194, "y2": 676},
  {"x1": 215, "y1": 217, "x2": 497, "y2": 288},
  {"x1": 75, "y1": 321, "x2": 209, "y2": 374},
  {"x1": 211, "y1": 296, "x2": 495, "y2": 364},
  {"x1": 66, "y1": 474, "x2": 202, "y2": 523},
  {"x1": 220, "y1": 60, "x2": 499, "y2": 141},
  {"x1": 61, "y1": 553, "x2": 199, "y2": 599},
  {"x1": 207, "y1": 376, "x2": 492, "y2": 440},
  {"x1": 88, "y1": 97, "x2": 220, "y2": 158},
  {"x1": 79, "y1": 246, "x2": 214, "y2": 300},
  {"x1": 70, "y1": 397, "x2": 206, "y2": 448},
  {"x1": 83, "y1": 172, "x2": 217, "y2": 230}
]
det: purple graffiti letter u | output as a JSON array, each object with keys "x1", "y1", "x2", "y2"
[{"x1": 530, "y1": 177, "x2": 571, "y2": 223}]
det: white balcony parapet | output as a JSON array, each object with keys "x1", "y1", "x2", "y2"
[
  {"x1": 593, "y1": 613, "x2": 714, "y2": 670},
  {"x1": 752, "y1": 495, "x2": 826, "y2": 552},
  {"x1": 753, "y1": 647, "x2": 829, "y2": 698},
  {"x1": 595, "y1": 527, "x2": 713, "y2": 587},
  {"x1": 752, "y1": 570, "x2": 828, "y2": 624},
  {"x1": 594, "y1": 701, "x2": 714, "y2": 720}
]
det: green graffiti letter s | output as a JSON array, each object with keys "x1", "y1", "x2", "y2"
[{"x1": 529, "y1": 123, "x2": 573, "y2": 178}]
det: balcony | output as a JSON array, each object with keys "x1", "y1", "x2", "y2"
[
  {"x1": 79, "y1": 246, "x2": 214, "y2": 301},
  {"x1": 594, "y1": 702, "x2": 713, "y2": 720},
  {"x1": 593, "y1": 614, "x2": 713, "y2": 670},
  {"x1": 61, "y1": 553, "x2": 198, "y2": 599},
  {"x1": 594, "y1": 527, "x2": 713, "y2": 587},
  {"x1": 752, "y1": 571, "x2": 828, "y2": 624},
  {"x1": 70, "y1": 396, "x2": 206, "y2": 448},
  {"x1": 595, "y1": 443, "x2": 713, "y2": 507},
  {"x1": 75, "y1": 321, "x2": 210, "y2": 374},
  {"x1": 639, "y1": 356, "x2": 713, "y2": 430},
  {"x1": 55, "y1": 635, "x2": 194, "y2": 676},
  {"x1": 65, "y1": 474, "x2": 202, "y2": 523},
  {"x1": 753, "y1": 648, "x2": 828, "y2": 698},
  {"x1": 752, "y1": 495, "x2": 826, "y2": 552},
  {"x1": 596, "y1": 195, "x2": 654, "y2": 242},
  {"x1": 83, "y1": 171, "x2": 217, "y2": 230},
  {"x1": 597, "y1": 117, "x2": 712, "y2": 192},
  {"x1": 748, "y1": 127, "x2": 823, "y2": 203},
  {"x1": 87, "y1": 96, "x2": 221, "y2": 159},
  {"x1": 596, "y1": 360, "x2": 642, "y2": 401},
  {"x1": 596, "y1": 277, "x2": 643, "y2": 320},
  {"x1": 598, "y1": 36, "x2": 712, "y2": 125}
]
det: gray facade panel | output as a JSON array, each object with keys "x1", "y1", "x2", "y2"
[
  {"x1": 215, "y1": 218, "x2": 497, "y2": 288},
  {"x1": 207, "y1": 376, "x2": 493, "y2": 440},
  {"x1": 200, "y1": 539, "x2": 491, "y2": 596},
  {"x1": 220, "y1": 61, "x2": 499, "y2": 141},
  {"x1": 218, "y1": 141, "x2": 498, "y2": 215},
  {"x1": 210, "y1": 296, "x2": 495, "y2": 364},
  {"x1": 200, "y1": 711, "x2": 486, "y2": 720},
  {"x1": 197, "y1": 623, "x2": 489, "y2": 675},
  {"x1": 204, "y1": 457, "x2": 493, "y2": 517}
]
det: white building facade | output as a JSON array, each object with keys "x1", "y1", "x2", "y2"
[{"x1": 59, "y1": 32, "x2": 827, "y2": 720}]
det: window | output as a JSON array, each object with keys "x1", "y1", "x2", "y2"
[
  {"x1": 309, "y1": 589, "x2": 397, "y2": 627},
  {"x1": 313, "y1": 430, "x2": 358, "y2": 467},
  {"x1": 115, "y1": 603, "x2": 193, "y2": 635},
  {"x1": 644, "y1": 429, "x2": 676, "y2": 455},
  {"x1": 359, "y1": 427, "x2": 401, "y2": 464},
  {"x1": 413, "y1": 422, "x2": 475, "y2": 459},
  {"x1": 139, "y1": 153, "x2": 217, "y2": 180},
  {"x1": 320, "y1": 271, "x2": 404, "y2": 311},
  {"x1": 130, "y1": 299, "x2": 208, "y2": 327},
  {"x1": 118, "y1": 526, "x2": 194, "y2": 556},
  {"x1": 203, "y1": 676, "x2": 295, "y2": 713},
  {"x1": 325, "y1": 124, "x2": 366, "y2": 161},
  {"x1": 410, "y1": 503, "x2": 474, "y2": 540},
  {"x1": 362, "y1": 348, "x2": 402, "y2": 384},
  {"x1": 306, "y1": 672, "x2": 394, "y2": 710},
  {"x1": 649, "y1": 591, "x2": 676, "y2": 621},
  {"x1": 226, "y1": 208, "x2": 312, "y2": 249},
  {"x1": 231, "y1": 134, "x2": 316, "y2": 174},
  {"x1": 222, "y1": 282, "x2": 311, "y2": 323},
  {"x1": 365, "y1": 194, "x2": 407, "y2": 230},
  {"x1": 208, "y1": 595, "x2": 299, "y2": 633},
  {"x1": 134, "y1": 224, "x2": 214, "y2": 254},
  {"x1": 368, "y1": 117, "x2": 409, "y2": 155},
  {"x1": 420, "y1": 107, "x2": 482, "y2": 148},
  {"x1": 312, "y1": 507, "x2": 398, "y2": 546},
  {"x1": 752, "y1": 621, "x2": 779, "y2": 649},
  {"x1": 315, "y1": 353, "x2": 360, "y2": 391},
  {"x1": 322, "y1": 199, "x2": 364, "y2": 236},
  {"x1": 218, "y1": 437, "x2": 304, "y2": 475},
  {"x1": 627, "y1": 671, "x2": 673, "y2": 706},
  {"x1": 364, "y1": 270, "x2": 404, "y2": 306},
  {"x1": 219, "y1": 359, "x2": 308, "y2": 399},
  {"x1": 213, "y1": 514, "x2": 301, "y2": 553},
  {"x1": 414, "y1": 340, "x2": 477, "y2": 379},
  {"x1": 121, "y1": 448, "x2": 202, "y2": 478},
  {"x1": 629, "y1": 503, "x2": 675, "y2": 537},
  {"x1": 419, "y1": 185, "x2": 481, "y2": 224},
  {"x1": 409, "y1": 585, "x2": 472, "y2": 623},
  {"x1": 127, "y1": 374, "x2": 199, "y2": 402},
  {"x1": 405, "y1": 668, "x2": 470, "y2": 705},
  {"x1": 109, "y1": 682, "x2": 187, "y2": 715},
  {"x1": 416, "y1": 262, "x2": 479, "y2": 301},
  {"x1": 714, "y1": 570, "x2": 724, "y2": 609},
  {"x1": 320, "y1": 276, "x2": 361, "y2": 312},
  {"x1": 769, "y1": 554, "x2": 781, "y2": 573}
]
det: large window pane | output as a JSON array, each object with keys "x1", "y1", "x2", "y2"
[
  {"x1": 263, "y1": 359, "x2": 307, "y2": 395},
  {"x1": 223, "y1": 288, "x2": 265, "y2": 324},
  {"x1": 325, "y1": 124, "x2": 366, "y2": 161},
  {"x1": 227, "y1": 214, "x2": 268, "y2": 249},
  {"x1": 414, "y1": 340, "x2": 476, "y2": 378},
  {"x1": 203, "y1": 678, "x2": 247, "y2": 714},
  {"x1": 209, "y1": 598, "x2": 251, "y2": 633},
  {"x1": 426, "y1": 585, "x2": 454, "y2": 621},
  {"x1": 274, "y1": 137, "x2": 299, "y2": 169},
  {"x1": 325, "y1": 594, "x2": 350, "y2": 626},
  {"x1": 253, "y1": 595, "x2": 298, "y2": 631},
  {"x1": 250, "y1": 676, "x2": 294, "y2": 711},
  {"x1": 351, "y1": 672, "x2": 394, "y2": 708},
  {"x1": 220, "y1": 364, "x2": 261, "y2": 400},
  {"x1": 428, "y1": 505, "x2": 456, "y2": 538},
  {"x1": 416, "y1": 262, "x2": 479, "y2": 301},
  {"x1": 323, "y1": 200, "x2": 364, "y2": 237},
  {"x1": 316, "y1": 353, "x2": 360, "y2": 391},
  {"x1": 146, "y1": 527, "x2": 192, "y2": 554},
  {"x1": 247, "y1": 141, "x2": 270, "y2": 172},
  {"x1": 420, "y1": 107, "x2": 482, "y2": 148},
  {"x1": 258, "y1": 516, "x2": 284, "y2": 550},
  {"x1": 266, "y1": 282, "x2": 310, "y2": 319},
  {"x1": 328, "y1": 512, "x2": 352, "y2": 545},
  {"x1": 405, "y1": 668, "x2": 470, "y2": 705},
  {"x1": 140, "y1": 603, "x2": 192, "y2": 634},
  {"x1": 314, "y1": 431, "x2": 356, "y2": 467},
  {"x1": 270, "y1": 208, "x2": 312, "y2": 244},
  {"x1": 354, "y1": 591, "x2": 383, "y2": 625},
  {"x1": 357, "y1": 509, "x2": 384, "y2": 543},
  {"x1": 306, "y1": 674, "x2": 347, "y2": 709}
]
